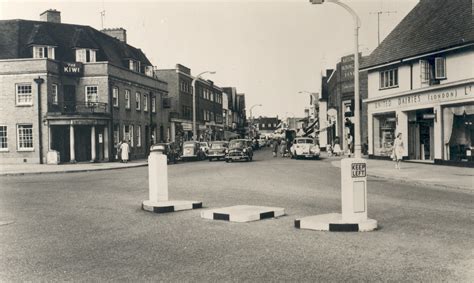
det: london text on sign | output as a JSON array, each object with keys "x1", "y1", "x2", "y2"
[{"x1": 351, "y1": 163, "x2": 367, "y2": 178}]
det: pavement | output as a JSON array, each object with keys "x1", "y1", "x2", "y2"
[{"x1": 0, "y1": 152, "x2": 472, "y2": 191}]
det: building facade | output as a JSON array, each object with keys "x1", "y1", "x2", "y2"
[
  {"x1": 156, "y1": 64, "x2": 224, "y2": 143},
  {"x1": 361, "y1": 0, "x2": 474, "y2": 166},
  {"x1": 0, "y1": 10, "x2": 169, "y2": 164},
  {"x1": 222, "y1": 87, "x2": 246, "y2": 138},
  {"x1": 254, "y1": 117, "x2": 280, "y2": 137},
  {"x1": 322, "y1": 54, "x2": 369, "y2": 153}
]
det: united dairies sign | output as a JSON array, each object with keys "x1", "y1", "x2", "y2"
[{"x1": 62, "y1": 62, "x2": 83, "y2": 76}]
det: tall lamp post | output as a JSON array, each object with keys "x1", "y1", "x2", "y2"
[
  {"x1": 310, "y1": 0, "x2": 361, "y2": 158},
  {"x1": 296, "y1": 0, "x2": 377, "y2": 232},
  {"x1": 192, "y1": 71, "x2": 216, "y2": 141},
  {"x1": 249, "y1": 104, "x2": 262, "y2": 138}
]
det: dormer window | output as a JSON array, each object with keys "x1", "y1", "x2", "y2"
[
  {"x1": 76, "y1": 49, "x2": 96, "y2": 63},
  {"x1": 145, "y1": 66, "x2": 154, "y2": 77},
  {"x1": 129, "y1": 60, "x2": 141, "y2": 72},
  {"x1": 33, "y1": 46, "x2": 55, "y2": 59},
  {"x1": 420, "y1": 57, "x2": 446, "y2": 86}
]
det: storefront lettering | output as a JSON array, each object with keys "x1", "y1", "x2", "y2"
[
  {"x1": 375, "y1": 99, "x2": 392, "y2": 109},
  {"x1": 465, "y1": 85, "x2": 473, "y2": 96},
  {"x1": 428, "y1": 90, "x2": 457, "y2": 101},
  {"x1": 398, "y1": 95, "x2": 421, "y2": 106}
]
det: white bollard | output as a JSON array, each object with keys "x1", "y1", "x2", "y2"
[
  {"x1": 341, "y1": 158, "x2": 367, "y2": 223},
  {"x1": 148, "y1": 147, "x2": 168, "y2": 202}
]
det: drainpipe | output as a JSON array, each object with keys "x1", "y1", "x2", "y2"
[{"x1": 34, "y1": 77, "x2": 45, "y2": 164}]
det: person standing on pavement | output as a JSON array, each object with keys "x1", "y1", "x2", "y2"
[
  {"x1": 120, "y1": 140, "x2": 130, "y2": 163},
  {"x1": 392, "y1": 133, "x2": 404, "y2": 169},
  {"x1": 272, "y1": 138, "x2": 279, "y2": 157}
]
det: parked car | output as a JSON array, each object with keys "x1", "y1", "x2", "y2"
[
  {"x1": 290, "y1": 137, "x2": 320, "y2": 159},
  {"x1": 151, "y1": 142, "x2": 179, "y2": 164},
  {"x1": 181, "y1": 141, "x2": 206, "y2": 161},
  {"x1": 225, "y1": 139, "x2": 253, "y2": 162},
  {"x1": 199, "y1": 142, "x2": 210, "y2": 156},
  {"x1": 208, "y1": 141, "x2": 228, "y2": 161}
]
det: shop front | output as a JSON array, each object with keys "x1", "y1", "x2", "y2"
[{"x1": 366, "y1": 81, "x2": 474, "y2": 166}]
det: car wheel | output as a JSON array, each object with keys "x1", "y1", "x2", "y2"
[{"x1": 209, "y1": 158, "x2": 212, "y2": 162}]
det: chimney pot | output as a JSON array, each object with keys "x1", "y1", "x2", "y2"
[{"x1": 40, "y1": 9, "x2": 61, "y2": 23}]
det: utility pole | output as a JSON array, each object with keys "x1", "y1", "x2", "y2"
[{"x1": 370, "y1": 10, "x2": 397, "y2": 45}]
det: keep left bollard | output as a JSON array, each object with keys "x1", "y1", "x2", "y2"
[{"x1": 142, "y1": 145, "x2": 202, "y2": 213}]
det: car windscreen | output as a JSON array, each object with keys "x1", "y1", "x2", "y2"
[
  {"x1": 229, "y1": 141, "x2": 244, "y2": 149},
  {"x1": 297, "y1": 139, "x2": 313, "y2": 144},
  {"x1": 200, "y1": 143, "x2": 208, "y2": 147},
  {"x1": 183, "y1": 143, "x2": 195, "y2": 148},
  {"x1": 210, "y1": 143, "x2": 224, "y2": 149}
]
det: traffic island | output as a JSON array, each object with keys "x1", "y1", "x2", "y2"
[
  {"x1": 142, "y1": 145, "x2": 202, "y2": 214},
  {"x1": 201, "y1": 205, "x2": 285, "y2": 222},
  {"x1": 142, "y1": 200, "x2": 202, "y2": 213},
  {"x1": 295, "y1": 158, "x2": 378, "y2": 232},
  {"x1": 295, "y1": 213, "x2": 377, "y2": 232}
]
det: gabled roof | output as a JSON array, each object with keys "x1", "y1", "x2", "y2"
[
  {"x1": 0, "y1": 19, "x2": 152, "y2": 67},
  {"x1": 361, "y1": 0, "x2": 474, "y2": 70}
]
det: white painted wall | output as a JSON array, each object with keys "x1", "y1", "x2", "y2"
[{"x1": 368, "y1": 65, "x2": 412, "y2": 100}]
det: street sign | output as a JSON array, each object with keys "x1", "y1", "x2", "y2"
[{"x1": 351, "y1": 163, "x2": 366, "y2": 178}]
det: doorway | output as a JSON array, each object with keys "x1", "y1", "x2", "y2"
[
  {"x1": 63, "y1": 85, "x2": 76, "y2": 113},
  {"x1": 408, "y1": 109, "x2": 434, "y2": 160}
]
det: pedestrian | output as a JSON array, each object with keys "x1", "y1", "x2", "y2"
[
  {"x1": 347, "y1": 133, "x2": 353, "y2": 156},
  {"x1": 333, "y1": 137, "x2": 342, "y2": 156},
  {"x1": 116, "y1": 141, "x2": 122, "y2": 161},
  {"x1": 392, "y1": 133, "x2": 404, "y2": 169},
  {"x1": 280, "y1": 139, "x2": 287, "y2": 157},
  {"x1": 120, "y1": 139, "x2": 130, "y2": 163},
  {"x1": 272, "y1": 138, "x2": 279, "y2": 157}
]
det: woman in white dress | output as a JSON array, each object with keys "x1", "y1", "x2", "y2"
[
  {"x1": 120, "y1": 140, "x2": 130, "y2": 163},
  {"x1": 392, "y1": 133, "x2": 404, "y2": 169}
]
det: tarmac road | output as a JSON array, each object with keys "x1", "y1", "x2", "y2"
[{"x1": 0, "y1": 148, "x2": 473, "y2": 281}]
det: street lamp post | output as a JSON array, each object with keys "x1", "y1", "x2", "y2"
[
  {"x1": 310, "y1": 0, "x2": 361, "y2": 158},
  {"x1": 192, "y1": 71, "x2": 216, "y2": 141},
  {"x1": 249, "y1": 104, "x2": 262, "y2": 138}
]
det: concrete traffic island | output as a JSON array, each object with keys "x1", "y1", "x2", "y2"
[
  {"x1": 142, "y1": 145, "x2": 202, "y2": 214},
  {"x1": 295, "y1": 158, "x2": 377, "y2": 232},
  {"x1": 201, "y1": 205, "x2": 285, "y2": 222}
]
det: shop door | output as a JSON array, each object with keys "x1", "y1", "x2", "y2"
[
  {"x1": 75, "y1": 126, "x2": 91, "y2": 161},
  {"x1": 420, "y1": 121, "x2": 434, "y2": 160},
  {"x1": 408, "y1": 122, "x2": 419, "y2": 159}
]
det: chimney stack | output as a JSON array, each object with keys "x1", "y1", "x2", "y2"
[
  {"x1": 101, "y1": 28, "x2": 127, "y2": 43},
  {"x1": 40, "y1": 9, "x2": 61, "y2": 23}
]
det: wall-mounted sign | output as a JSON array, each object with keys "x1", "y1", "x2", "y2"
[{"x1": 62, "y1": 62, "x2": 83, "y2": 76}]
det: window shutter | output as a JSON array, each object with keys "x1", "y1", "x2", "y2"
[{"x1": 435, "y1": 57, "x2": 446, "y2": 79}]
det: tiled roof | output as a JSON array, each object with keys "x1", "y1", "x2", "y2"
[
  {"x1": 0, "y1": 19, "x2": 152, "y2": 67},
  {"x1": 361, "y1": 0, "x2": 474, "y2": 69}
]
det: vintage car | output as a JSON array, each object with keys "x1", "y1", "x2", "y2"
[
  {"x1": 151, "y1": 142, "x2": 179, "y2": 164},
  {"x1": 225, "y1": 139, "x2": 253, "y2": 162},
  {"x1": 181, "y1": 141, "x2": 206, "y2": 161},
  {"x1": 290, "y1": 137, "x2": 320, "y2": 159},
  {"x1": 199, "y1": 142, "x2": 210, "y2": 155},
  {"x1": 208, "y1": 141, "x2": 228, "y2": 161}
]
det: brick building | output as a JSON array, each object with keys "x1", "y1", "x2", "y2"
[
  {"x1": 156, "y1": 64, "x2": 224, "y2": 143},
  {"x1": 0, "y1": 10, "x2": 169, "y2": 164},
  {"x1": 322, "y1": 54, "x2": 369, "y2": 153}
]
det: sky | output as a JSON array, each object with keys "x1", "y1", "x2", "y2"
[{"x1": 0, "y1": 0, "x2": 419, "y2": 118}]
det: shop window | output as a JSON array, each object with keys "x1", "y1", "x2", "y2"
[
  {"x1": 373, "y1": 114, "x2": 396, "y2": 156},
  {"x1": 16, "y1": 83, "x2": 33, "y2": 106},
  {"x1": 17, "y1": 124, "x2": 33, "y2": 151},
  {"x1": 137, "y1": 125, "x2": 141, "y2": 147},
  {"x1": 444, "y1": 105, "x2": 474, "y2": 162},
  {"x1": 113, "y1": 124, "x2": 119, "y2": 145},
  {"x1": 0, "y1": 125, "x2": 7, "y2": 151}
]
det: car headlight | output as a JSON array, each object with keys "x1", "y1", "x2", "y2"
[
  {"x1": 243, "y1": 148, "x2": 247, "y2": 153},
  {"x1": 225, "y1": 149, "x2": 229, "y2": 153}
]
